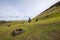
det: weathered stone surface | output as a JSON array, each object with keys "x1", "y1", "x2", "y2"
[{"x1": 11, "y1": 29, "x2": 24, "y2": 36}]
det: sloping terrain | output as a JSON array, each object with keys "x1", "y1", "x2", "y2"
[
  {"x1": 0, "y1": 1, "x2": 60, "y2": 40},
  {"x1": 33, "y1": 1, "x2": 60, "y2": 23}
]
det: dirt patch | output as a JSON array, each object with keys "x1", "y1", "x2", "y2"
[{"x1": 48, "y1": 29, "x2": 60, "y2": 40}]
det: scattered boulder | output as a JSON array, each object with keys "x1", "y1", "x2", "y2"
[{"x1": 11, "y1": 28, "x2": 24, "y2": 36}]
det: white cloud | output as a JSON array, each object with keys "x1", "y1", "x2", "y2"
[{"x1": 0, "y1": 0, "x2": 59, "y2": 20}]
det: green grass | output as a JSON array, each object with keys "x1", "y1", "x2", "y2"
[
  {"x1": 0, "y1": 1, "x2": 60, "y2": 40},
  {"x1": 0, "y1": 22, "x2": 60, "y2": 40}
]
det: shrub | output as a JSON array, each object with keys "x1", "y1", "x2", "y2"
[
  {"x1": 0, "y1": 21, "x2": 6, "y2": 25},
  {"x1": 35, "y1": 18, "x2": 38, "y2": 22},
  {"x1": 45, "y1": 15, "x2": 49, "y2": 18},
  {"x1": 8, "y1": 24, "x2": 11, "y2": 27}
]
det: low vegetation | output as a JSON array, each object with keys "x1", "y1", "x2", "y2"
[{"x1": 0, "y1": 1, "x2": 60, "y2": 40}]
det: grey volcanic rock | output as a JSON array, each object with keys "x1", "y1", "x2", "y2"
[{"x1": 11, "y1": 28, "x2": 24, "y2": 36}]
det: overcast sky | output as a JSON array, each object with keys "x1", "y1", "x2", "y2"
[{"x1": 0, "y1": 0, "x2": 59, "y2": 20}]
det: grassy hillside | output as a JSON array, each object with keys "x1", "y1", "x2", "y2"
[
  {"x1": 32, "y1": 1, "x2": 60, "y2": 23},
  {"x1": 0, "y1": 1, "x2": 60, "y2": 40}
]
